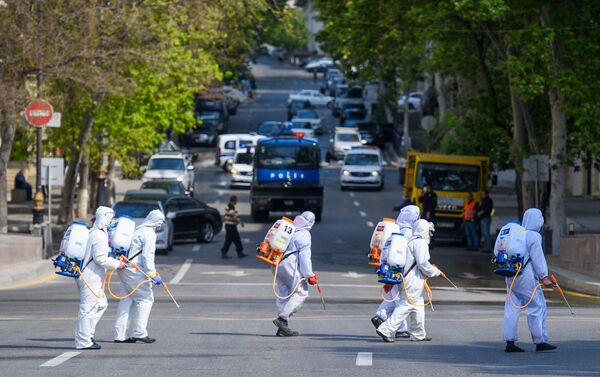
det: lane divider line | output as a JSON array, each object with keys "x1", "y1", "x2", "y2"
[
  {"x1": 40, "y1": 352, "x2": 80, "y2": 367},
  {"x1": 192, "y1": 245, "x2": 201, "y2": 252},
  {"x1": 169, "y1": 259, "x2": 193, "y2": 285},
  {"x1": 349, "y1": 192, "x2": 355, "y2": 197},
  {"x1": 356, "y1": 352, "x2": 372, "y2": 366},
  {"x1": 359, "y1": 211, "x2": 367, "y2": 217},
  {"x1": 353, "y1": 201, "x2": 360, "y2": 207},
  {"x1": 366, "y1": 221, "x2": 374, "y2": 227}
]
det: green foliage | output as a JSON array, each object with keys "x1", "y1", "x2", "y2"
[{"x1": 261, "y1": 5, "x2": 309, "y2": 51}]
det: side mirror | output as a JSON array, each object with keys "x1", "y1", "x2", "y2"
[
  {"x1": 166, "y1": 212, "x2": 176, "y2": 219},
  {"x1": 187, "y1": 165, "x2": 194, "y2": 171}
]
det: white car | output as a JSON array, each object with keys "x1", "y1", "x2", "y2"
[
  {"x1": 288, "y1": 90, "x2": 333, "y2": 107},
  {"x1": 397, "y1": 91, "x2": 424, "y2": 111},
  {"x1": 291, "y1": 109, "x2": 322, "y2": 134},
  {"x1": 305, "y1": 57, "x2": 334, "y2": 72},
  {"x1": 340, "y1": 147, "x2": 384, "y2": 191},
  {"x1": 289, "y1": 120, "x2": 316, "y2": 139},
  {"x1": 229, "y1": 151, "x2": 254, "y2": 188},
  {"x1": 216, "y1": 133, "x2": 264, "y2": 170},
  {"x1": 328, "y1": 127, "x2": 363, "y2": 160},
  {"x1": 142, "y1": 152, "x2": 195, "y2": 194}
]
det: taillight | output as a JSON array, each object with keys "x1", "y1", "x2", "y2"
[{"x1": 294, "y1": 132, "x2": 304, "y2": 137}]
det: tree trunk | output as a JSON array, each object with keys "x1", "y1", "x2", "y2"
[
  {"x1": 402, "y1": 87, "x2": 411, "y2": 151},
  {"x1": 434, "y1": 73, "x2": 446, "y2": 126},
  {"x1": 76, "y1": 149, "x2": 90, "y2": 218},
  {"x1": 508, "y1": 78, "x2": 532, "y2": 215},
  {"x1": 58, "y1": 92, "x2": 105, "y2": 224},
  {"x1": 0, "y1": 83, "x2": 18, "y2": 234}
]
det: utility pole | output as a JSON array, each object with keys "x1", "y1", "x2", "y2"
[{"x1": 32, "y1": 0, "x2": 44, "y2": 225}]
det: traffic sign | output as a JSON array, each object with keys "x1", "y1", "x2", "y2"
[
  {"x1": 24, "y1": 99, "x2": 53, "y2": 128},
  {"x1": 41, "y1": 157, "x2": 64, "y2": 186}
]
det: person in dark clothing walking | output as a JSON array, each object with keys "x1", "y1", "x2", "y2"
[
  {"x1": 419, "y1": 184, "x2": 437, "y2": 222},
  {"x1": 14, "y1": 169, "x2": 32, "y2": 200},
  {"x1": 221, "y1": 195, "x2": 247, "y2": 259},
  {"x1": 477, "y1": 190, "x2": 494, "y2": 253}
]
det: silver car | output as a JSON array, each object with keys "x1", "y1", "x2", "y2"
[{"x1": 112, "y1": 200, "x2": 174, "y2": 253}]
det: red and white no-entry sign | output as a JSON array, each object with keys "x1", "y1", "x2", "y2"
[{"x1": 24, "y1": 99, "x2": 54, "y2": 128}]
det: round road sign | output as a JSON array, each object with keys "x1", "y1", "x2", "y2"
[{"x1": 24, "y1": 99, "x2": 54, "y2": 128}]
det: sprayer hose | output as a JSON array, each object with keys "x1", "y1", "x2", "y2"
[
  {"x1": 106, "y1": 268, "x2": 152, "y2": 300},
  {"x1": 74, "y1": 265, "x2": 105, "y2": 299},
  {"x1": 272, "y1": 258, "x2": 307, "y2": 300},
  {"x1": 507, "y1": 263, "x2": 543, "y2": 309}
]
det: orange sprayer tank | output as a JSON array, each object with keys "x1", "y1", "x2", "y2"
[
  {"x1": 256, "y1": 217, "x2": 296, "y2": 266},
  {"x1": 368, "y1": 218, "x2": 399, "y2": 266}
]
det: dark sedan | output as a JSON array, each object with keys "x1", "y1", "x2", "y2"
[{"x1": 123, "y1": 192, "x2": 223, "y2": 243}]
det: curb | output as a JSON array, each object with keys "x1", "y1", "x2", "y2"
[
  {"x1": 0, "y1": 258, "x2": 57, "y2": 291},
  {"x1": 549, "y1": 265, "x2": 600, "y2": 297}
]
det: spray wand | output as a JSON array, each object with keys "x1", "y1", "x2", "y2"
[
  {"x1": 120, "y1": 255, "x2": 180, "y2": 308},
  {"x1": 550, "y1": 275, "x2": 574, "y2": 315}
]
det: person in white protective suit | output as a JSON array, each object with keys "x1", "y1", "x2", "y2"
[
  {"x1": 272, "y1": 211, "x2": 318, "y2": 337},
  {"x1": 503, "y1": 208, "x2": 556, "y2": 352},
  {"x1": 376, "y1": 219, "x2": 441, "y2": 342},
  {"x1": 75, "y1": 206, "x2": 126, "y2": 350},
  {"x1": 114, "y1": 210, "x2": 165, "y2": 344},
  {"x1": 371, "y1": 205, "x2": 421, "y2": 338}
]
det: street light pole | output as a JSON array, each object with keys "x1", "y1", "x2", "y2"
[{"x1": 32, "y1": 0, "x2": 44, "y2": 225}]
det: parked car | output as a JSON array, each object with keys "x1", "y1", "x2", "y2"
[
  {"x1": 287, "y1": 99, "x2": 313, "y2": 121},
  {"x1": 113, "y1": 200, "x2": 174, "y2": 252},
  {"x1": 140, "y1": 181, "x2": 190, "y2": 196},
  {"x1": 291, "y1": 109, "x2": 322, "y2": 134},
  {"x1": 194, "y1": 97, "x2": 229, "y2": 132},
  {"x1": 229, "y1": 151, "x2": 254, "y2": 189},
  {"x1": 328, "y1": 127, "x2": 363, "y2": 161},
  {"x1": 216, "y1": 133, "x2": 264, "y2": 170},
  {"x1": 119, "y1": 193, "x2": 223, "y2": 243},
  {"x1": 397, "y1": 91, "x2": 424, "y2": 111},
  {"x1": 344, "y1": 118, "x2": 379, "y2": 145},
  {"x1": 288, "y1": 90, "x2": 333, "y2": 107},
  {"x1": 289, "y1": 121, "x2": 316, "y2": 139},
  {"x1": 183, "y1": 111, "x2": 221, "y2": 146},
  {"x1": 340, "y1": 147, "x2": 384, "y2": 191},
  {"x1": 327, "y1": 76, "x2": 347, "y2": 96},
  {"x1": 142, "y1": 152, "x2": 195, "y2": 195},
  {"x1": 304, "y1": 57, "x2": 335, "y2": 73}
]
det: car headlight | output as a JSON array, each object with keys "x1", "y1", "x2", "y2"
[
  {"x1": 342, "y1": 170, "x2": 350, "y2": 176},
  {"x1": 141, "y1": 177, "x2": 148, "y2": 183},
  {"x1": 176, "y1": 176, "x2": 184, "y2": 182},
  {"x1": 371, "y1": 171, "x2": 380, "y2": 176},
  {"x1": 230, "y1": 167, "x2": 238, "y2": 174}
]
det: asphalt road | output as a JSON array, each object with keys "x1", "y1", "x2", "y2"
[{"x1": 1, "y1": 57, "x2": 599, "y2": 377}]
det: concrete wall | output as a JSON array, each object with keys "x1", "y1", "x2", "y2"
[
  {"x1": 551, "y1": 235, "x2": 600, "y2": 275},
  {"x1": 0, "y1": 233, "x2": 43, "y2": 266}
]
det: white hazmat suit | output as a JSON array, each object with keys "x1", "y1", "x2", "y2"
[
  {"x1": 502, "y1": 208, "x2": 549, "y2": 345},
  {"x1": 274, "y1": 211, "x2": 315, "y2": 321},
  {"x1": 374, "y1": 205, "x2": 420, "y2": 332},
  {"x1": 75, "y1": 207, "x2": 122, "y2": 349},
  {"x1": 377, "y1": 219, "x2": 441, "y2": 341},
  {"x1": 114, "y1": 210, "x2": 165, "y2": 342}
]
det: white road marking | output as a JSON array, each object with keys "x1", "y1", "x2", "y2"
[
  {"x1": 356, "y1": 352, "x2": 372, "y2": 366},
  {"x1": 366, "y1": 221, "x2": 374, "y2": 227},
  {"x1": 192, "y1": 245, "x2": 201, "y2": 252},
  {"x1": 462, "y1": 272, "x2": 484, "y2": 280},
  {"x1": 342, "y1": 272, "x2": 367, "y2": 278},
  {"x1": 353, "y1": 201, "x2": 360, "y2": 207},
  {"x1": 359, "y1": 211, "x2": 367, "y2": 217},
  {"x1": 334, "y1": 238, "x2": 345, "y2": 244},
  {"x1": 242, "y1": 238, "x2": 252, "y2": 243},
  {"x1": 169, "y1": 259, "x2": 193, "y2": 285},
  {"x1": 40, "y1": 352, "x2": 80, "y2": 367},
  {"x1": 349, "y1": 192, "x2": 355, "y2": 197},
  {"x1": 201, "y1": 271, "x2": 250, "y2": 277}
]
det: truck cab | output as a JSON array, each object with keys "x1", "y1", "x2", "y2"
[
  {"x1": 250, "y1": 137, "x2": 323, "y2": 222},
  {"x1": 402, "y1": 152, "x2": 490, "y2": 240}
]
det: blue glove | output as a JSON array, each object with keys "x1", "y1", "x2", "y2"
[{"x1": 150, "y1": 273, "x2": 163, "y2": 286}]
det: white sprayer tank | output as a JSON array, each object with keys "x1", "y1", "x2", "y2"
[
  {"x1": 384, "y1": 234, "x2": 409, "y2": 268},
  {"x1": 110, "y1": 216, "x2": 136, "y2": 252},
  {"x1": 264, "y1": 217, "x2": 296, "y2": 252},
  {"x1": 61, "y1": 221, "x2": 89, "y2": 260},
  {"x1": 494, "y1": 222, "x2": 528, "y2": 259},
  {"x1": 370, "y1": 218, "x2": 399, "y2": 250}
]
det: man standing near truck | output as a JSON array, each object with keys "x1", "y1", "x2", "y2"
[
  {"x1": 419, "y1": 184, "x2": 437, "y2": 222},
  {"x1": 477, "y1": 190, "x2": 494, "y2": 253}
]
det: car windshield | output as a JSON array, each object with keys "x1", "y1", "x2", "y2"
[
  {"x1": 345, "y1": 153, "x2": 380, "y2": 166},
  {"x1": 141, "y1": 182, "x2": 183, "y2": 194},
  {"x1": 258, "y1": 122, "x2": 287, "y2": 136},
  {"x1": 257, "y1": 145, "x2": 319, "y2": 169},
  {"x1": 296, "y1": 110, "x2": 318, "y2": 119},
  {"x1": 235, "y1": 153, "x2": 253, "y2": 164},
  {"x1": 113, "y1": 202, "x2": 160, "y2": 218},
  {"x1": 148, "y1": 158, "x2": 185, "y2": 171},
  {"x1": 345, "y1": 110, "x2": 364, "y2": 120},
  {"x1": 416, "y1": 162, "x2": 480, "y2": 192},
  {"x1": 291, "y1": 121, "x2": 312, "y2": 129},
  {"x1": 337, "y1": 133, "x2": 360, "y2": 142}
]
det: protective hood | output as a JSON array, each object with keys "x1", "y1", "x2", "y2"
[
  {"x1": 137, "y1": 209, "x2": 165, "y2": 230},
  {"x1": 397, "y1": 205, "x2": 420, "y2": 229},
  {"x1": 522, "y1": 208, "x2": 544, "y2": 232},
  {"x1": 411, "y1": 219, "x2": 431, "y2": 244},
  {"x1": 294, "y1": 211, "x2": 315, "y2": 231},
  {"x1": 93, "y1": 206, "x2": 115, "y2": 231}
]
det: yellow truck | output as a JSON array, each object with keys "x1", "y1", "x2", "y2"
[{"x1": 402, "y1": 152, "x2": 491, "y2": 240}]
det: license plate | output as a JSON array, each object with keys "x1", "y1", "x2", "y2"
[
  {"x1": 436, "y1": 222, "x2": 454, "y2": 228},
  {"x1": 284, "y1": 200, "x2": 294, "y2": 206}
]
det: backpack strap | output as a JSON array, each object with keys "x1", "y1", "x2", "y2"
[
  {"x1": 404, "y1": 261, "x2": 417, "y2": 276},
  {"x1": 280, "y1": 251, "x2": 299, "y2": 263}
]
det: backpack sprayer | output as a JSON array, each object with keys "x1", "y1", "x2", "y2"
[
  {"x1": 492, "y1": 222, "x2": 527, "y2": 277},
  {"x1": 368, "y1": 218, "x2": 398, "y2": 267},
  {"x1": 108, "y1": 216, "x2": 135, "y2": 260},
  {"x1": 257, "y1": 217, "x2": 325, "y2": 309},
  {"x1": 53, "y1": 221, "x2": 89, "y2": 279}
]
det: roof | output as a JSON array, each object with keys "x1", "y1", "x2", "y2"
[
  {"x1": 407, "y1": 151, "x2": 489, "y2": 164},
  {"x1": 258, "y1": 137, "x2": 318, "y2": 146},
  {"x1": 335, "y1": 127, "x2": 360, "y2": 134},
  {"x1": 151, "y1": 152, "x2": 185, "y2": 159},
  {"x1": 346, "y1": 146, "x2": 381, "y2": 155}
]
